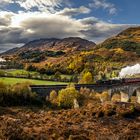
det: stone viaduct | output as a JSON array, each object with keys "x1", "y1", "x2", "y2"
[{"x1": 30, "y1": 82, "x2": 140, "y2": 103}]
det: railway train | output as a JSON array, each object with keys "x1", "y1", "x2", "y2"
[{"x1": 96, "y1": 78, "x2": 140, "y2": 85}]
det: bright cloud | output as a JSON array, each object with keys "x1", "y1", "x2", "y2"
[
  {"x1": 0, "y1": 10, "x2": 129, "y2": 45},
  {"x1": 57, "y1": 6, "x2": 91, "y2": 16},
  {"x1": 0, "y1": 0, "x2": 12, "y2": 3},
  {"x1": 0, "y1": 0, "x2": 63, "y2": 13},
  {"x1": 89, "y1": 0, "x2": 117, "y2": 14},
  {"x1": 15, "y1": 0, "x2": 63, "y2": 12}
]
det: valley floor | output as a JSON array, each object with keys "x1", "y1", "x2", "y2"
[{"x1": 0, "y1": 102, "x2": 140, "y2": 140}]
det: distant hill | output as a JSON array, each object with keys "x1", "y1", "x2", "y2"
[
  {"x1": 0, "y1": 37, "x2": 96, "y2": 64},
  {"x1": 96, "y1": 27, "x2": 140, "y2": 55},
  {"x1": 1, "y1": 37, "x2": 96, "y2": 56}
]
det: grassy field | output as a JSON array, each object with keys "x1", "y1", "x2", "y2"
[
  {"x1": 5, "y1": 69, "x2": 39, "y2": 75},
  {"x1": 4, "y1": 69, "x2": 72, "y2": 79},
  {"x1": 0, "y1": 77, "x2": 68, "y2": 85}
]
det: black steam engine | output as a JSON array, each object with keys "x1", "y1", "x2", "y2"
[{"x1": 96, "y1": 78, "x2": 140, "y2": 85}]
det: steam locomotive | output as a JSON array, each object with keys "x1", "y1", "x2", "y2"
[{"x1": 96, "y1": 78, "x2": 140, "y2": 85}]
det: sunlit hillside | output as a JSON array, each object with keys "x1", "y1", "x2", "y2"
[{"x1": 97, "y1": 27, "x2": 140, "y2": 55}]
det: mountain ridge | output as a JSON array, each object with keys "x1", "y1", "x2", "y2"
[{"x1": 1, "y1": 37, "x2": 96, "y2": 56}]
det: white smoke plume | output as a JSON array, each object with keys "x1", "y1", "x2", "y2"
[
  {"x1": 0, "y1": 58, "x2": 6, "y2": 62},
  {"x1": 119, "y1": 64, "x2": 140, "y2": 78}
]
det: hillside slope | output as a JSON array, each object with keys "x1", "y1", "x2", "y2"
[{"x1": 96, "y1": 27, "x2": 140, "y2": 55}]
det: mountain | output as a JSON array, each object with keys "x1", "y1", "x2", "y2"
[
  {"x1": 0, "y1": 37, "x2": 96, "y2": 65},
  {"x1": 96, "y1": 27, "x2": 140, "y2": 55},
  {"x1": 0, "y1": 28, "x2": 140, "y2": 76},
  {"x1": 1, "y1": 37, "x2": 95, "y2": 56},
  {"x1": 23, "y1": 37, "x2": 95, "y2": 50}
]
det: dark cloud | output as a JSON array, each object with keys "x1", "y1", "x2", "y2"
[
  {"x1": 0, "y1": 12, "x2": 134, "y2": 53},
  {"x1": 80, "y1": 17, "x2": 131, "y2": 42},
  {"x1": 0, "y1": 9, "x2": 136, "y2": 53},
  {"x1": 20, "y1": 15, "x2": 84, "y2": 40},
  {"x1": 0, "y1": 11, "x2": 14, "y2": 26},
  {"x1": 0, "y1": 43, "x2": 23, "y2": 53},
  {"x1": 0, "y1": 27, "x2": 28, "y2": 44},
  {"x1": 0, "y1": 17, "x2": 10, "y2": 26}
]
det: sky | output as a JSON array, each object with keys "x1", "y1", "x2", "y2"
[{"x1": 0, "y1": 0, "x2": 139, "y2": 53}]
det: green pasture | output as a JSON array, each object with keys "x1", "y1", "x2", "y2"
[{"x1": 0, "y1": 77, "x2": 68, "y2": 85}]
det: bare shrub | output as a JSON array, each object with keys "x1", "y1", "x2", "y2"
[
  {"x1": 96, "y1": 91, "x2": 110, "y2": 103},
  {"x1": 80, "y1": 87, "x2": 91, "y2": 96},
  {"x1": 111, "y1": 94, "x2": 121, "y2": 102},
  {"x1": 49, "y1": 90, "x2": 58, "y2": 107},
  {"x1": 50, "y1": 90, "x2": 58, "y2": 101}
]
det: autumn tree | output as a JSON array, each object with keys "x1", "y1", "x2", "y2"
[
  {"x1": 79, "y1": 71, "x2": 93, "y2": 84},
  {"x1": 25, "y1": 64, "x2": 36, "y2": 72},
  {"x1": 54, "y1": 71, "x2": 61, "y2": 81},
  {"x1": 58, "y1": 85, "x2": 80, "y2": 108},
  {"x1": 111, "y1": 71, "x2": 118, "y2": 78},
  {"x1": 97, "y1": 71, "x2": 108, "y2": 80}
]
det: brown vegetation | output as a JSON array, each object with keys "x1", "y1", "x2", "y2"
[
  {"x1": 0, "y1": 102, "x2": 140, "y2": 140},
  {"x1": 0, "y1": 83, "x2": 140, "y2": 139}
]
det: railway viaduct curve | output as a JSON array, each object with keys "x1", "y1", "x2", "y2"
[{"x1": 30, "y1": 82, "x2": 140, "y2": 103}]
